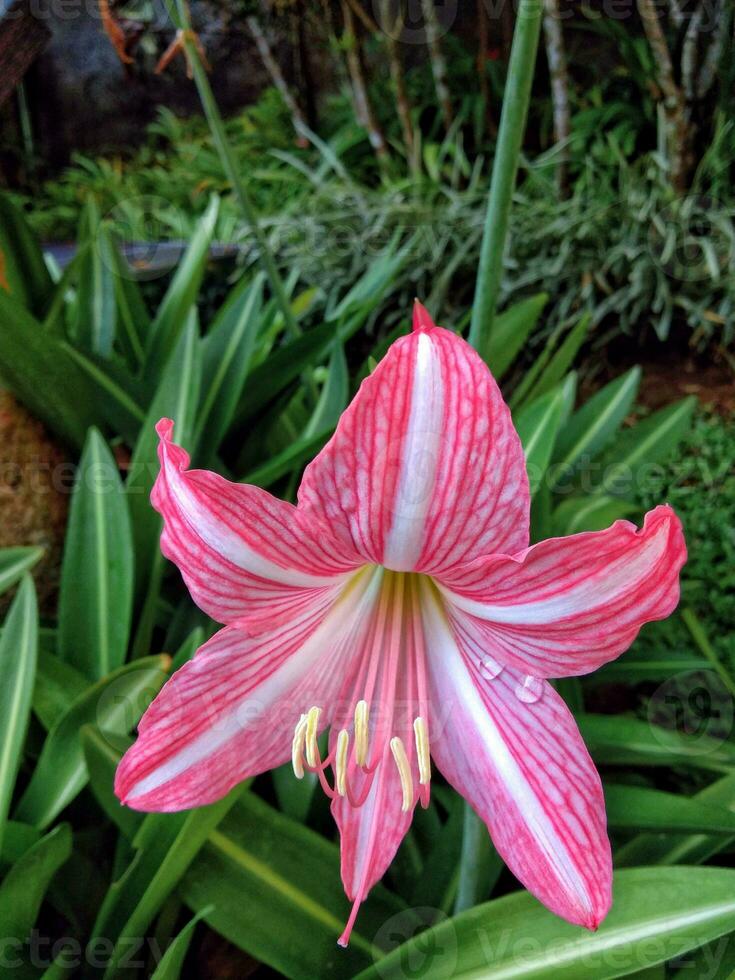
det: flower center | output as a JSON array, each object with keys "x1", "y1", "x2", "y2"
[{"x1": 289, "y1": 568, "x2": 434, "y2": 813}]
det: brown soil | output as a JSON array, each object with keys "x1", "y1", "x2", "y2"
[{"x1": 0, "y1": 390, "x2": 69, "y2": 615}]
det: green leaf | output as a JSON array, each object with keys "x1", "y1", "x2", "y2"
[
  {"x1": 578, "y1": 713, "x2": 735, "y2": 773},
  {"x1": 194, "y1": 273, "x2": 264, "y2": 459},
  {"x1": 99, "y1": 789, "x2": 241, "y2": 980},
  {"x1": 240, "y1": 428, "x2": 332, "y2": 488},
  {"x1": 82, "y1": 727, "x2": 142, "y2": 840},
  {"x1": 616, "y1": 771, "x2": 735, "y2": 868},
  {"x1": 14, "y1": 655, "x2": 169, "y2": 829},
  {"x1": 522, "y1": 312, "x2": 591, "y2": 405},
  {"x1": 0, "y1": 546, "x2": 43, "y2": 596},
  {"x1": 144, "y1": 196, "x2": 218, "y2": 385},
  {"x1": 550, "y1": 366, "x2": 641, "y2": 483},
  {"x1": 0, "y1": 291, "x2": 105, "y2": 448},
  {"x1": 0, "y1": 577, "x2": 38, "y2": 858},
  {"x1": 0, "y1": 825, "x2": 71, "y2": 946},
  {"x1": 304, "y1": 343, "x2": 348, "y2": 438},
  {"x1": 127, "y1": 317, "x2": 202, "y2": 604},
  {"x1": 514, "y1": 378, "x2": 571, "y2": 496},
  {"x1": 99, "y1": 226, "x2": 148, "y2": 368},
  {"x1": 74, "y1": 199, "x2": 115, "y2": 357},
  {"x1": 150, "y1": 909, "x2": 210, "y2": 979},
  {"x1": 485, "y1": 293, "x2": 548, "y2": 380},
  {"x1": 551, "y1": 495, "x2": 638, "y2": 535},
  {"x1": 181, "y1": 793, "x2": 408, "y2": 980},
  {"x1": 0, "y1": 194, "x2": 53, "y2": 315},
  {"x1": 605, "y1": 783, "x2": 735, "y2": 834},
  {"x1": 595, "y1": 397, "x2": 697, "y2": 497},
  {"x1": 1, "y1": 821, "x2": 41, "y2": 865},
  {"x1": 355, "y1": 868, "x2": 735, "y2": 979},
  {"x1": 33, "y1": 650, "x2": 89, "y2": 731},
  {"x1": 231, "y1": 320, "x2": 336, "y2": 431},
  {"x1": 58, "y1": 428, "x2": 134, "y2": 679}
]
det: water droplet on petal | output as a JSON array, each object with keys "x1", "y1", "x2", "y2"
[
  {"x1": 480, "y1": 657, "x2": 503, "y2": 680},
  {"x1": 515, "y1": 675, "x2": 543, "y2": 703}
]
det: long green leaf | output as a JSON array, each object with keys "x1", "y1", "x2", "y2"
[
  {"x1": 0, "y1": 825, "x2": 71, "y2": 947},
  {"x1": 231, "y1": 320, "x2": 336, "y2": 431},
  {"x1": 605, "y1": 783, "x2": 735, "y2": 834},
  {"x1": 578, "y1": 713, "x2": 735, "y2": 773},
  {"x1": 550, "y1": 366, "x2": 641, "y2": 483},
  {"x1": 14, "y1": 655, "x2": 169, "y2": 828},
  {"x1": 144, "y1": 196, "x2": 218, "y2": 384},
  {"x1": 0, "y1": 291, "x2": 103, "y2": 447},
  {"x1": 150, "y1": 909, "x2": 210, "y2": 979},
  {"x1": 595, "y1": 397, "x2": 697, "y2": 497},
  {"x1": 194, "y1": 273, "x2": 264, "y2": 459},
  {"x1": 181, "y1": 793, "x2": 409, "y2": 980},
  {"x1": 74, "y1": 199, "x2": 115, "y2": 357},
  {"x1": 128, "y1": 317, "x2": 202, "y2": 604},
  {"x1": 356, "y1": 868, "x2": 735, "y2": 979},
  {"x1": 514, "y1": 378, "x2": 572, "y2": 496},
  {"x1": 0, "y1": 194, "x2": 53, "y2": 315},
  {"x1": 58, "y1": 428, "x2": 134, "y2": 679},
  {"x1": 0, "y1": 546, "x2": 43, "y2": 597},
  {"x1": 100, "y1": 790, "x2": 240, "y2": 980},
  {"x1": 551, "y1": 495, "x2": 638, "y2": 535},
  {"x1": 616, "y1": 771, "x2": 735, "y2": 868},
  {"x1": 484, "y1": 293, "x2": 548, "y2": 380},
  {"x1": 0, "y1": 577, "x2": 38, "y2": 857},
  {"x1": 522, "y1": 312, "x2": 591, "y2": 404}
]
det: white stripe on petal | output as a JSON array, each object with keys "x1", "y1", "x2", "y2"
[{"x1": 383, "y1": 332, "x2": 444, "y2": 571}]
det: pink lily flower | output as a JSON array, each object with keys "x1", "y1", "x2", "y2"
[{"x1": 116, "y1": 302, "x2": 686, "y2": 945}]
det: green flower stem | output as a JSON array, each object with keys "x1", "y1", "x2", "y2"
[
  {"x1": 469, "y1": 0, "x2": 544, "y2": 358},
  {"x1": 164, "y1": 0, "x2": 300, "y2": 338}
]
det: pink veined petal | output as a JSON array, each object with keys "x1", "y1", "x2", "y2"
[
  {"x1": 115, "y1": 566, "x2": 383, "y2": 811},
  {"x1": 297, "y1": 304, "x2": 529, "y2": 575},
  {"x1": 152, "y1": 418, "x2": 357, "y2": 628},
  {"x1": 436, "y1": 505, "x2": 686, "y2": 678},
  {"x1": 421, "y1": 582, "x2": 611, "y2": 929}
]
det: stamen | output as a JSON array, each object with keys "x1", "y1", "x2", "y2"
[
  {"x1": 291, "y1": 713, "x2": 307, "y2": 779},
  {"x1": 335, "y1": 729, "x2": 349, "y2": 796},
  {"x1": 390, "y1": 736, "x2": 413, "y2": 812},
  {"x1": 354, "y1": 700, "x2": 369, "y2": 766},
  {"x1": 413, "y1": 716, "x2": 431, "y2": 785},
  {"x1": 305, "y1": 706, "x2": 321, "y2": 766}
]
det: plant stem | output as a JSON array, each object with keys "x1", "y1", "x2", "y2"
[
  {"x1": 469, "y1": 0, "x2": 543, "y2": 358},
  {"x1": 164, "y1": 0, "x2": 300, "y2": 337}
]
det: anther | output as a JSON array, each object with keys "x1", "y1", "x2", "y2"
[
  {"x1": 291, "y1": 713, "x2": 307, "y2": 779},
  {"x1": 413, "y1": 717, "x2": 431, "y2": 785},
  {"x1": 354, "y1": 700, "x2": 369, "y2": 766},
  {"x1": 305, "y1": 706, "x2": 321, "y2": 767},
  {"x1": 390, "y1": 737, "x2": 413, "y2": 812},
  {"x1": 335, "y1": 729, "x2": 349, "y2": 796}
]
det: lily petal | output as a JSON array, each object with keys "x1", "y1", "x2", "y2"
[
  {"x1": 298, "y1": 306, "x2": 529, "y2": 574},
  {"x1": 437, "y1": 505, "x2": 686, "y2": 677},
  {"x1": 421, "y1": 584, "x2": 611, "y2": 929},
  {"x1": 152, "y1": 418, "x2": 355, "y2": 628},
  {"x1": 115, "y1": 566, "x2": 382, "y2": 811}
]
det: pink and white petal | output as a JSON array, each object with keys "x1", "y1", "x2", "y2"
[
  {"x1": 331, "y1": 741, "x2": 416, "y2": 946},
  {"x1": 437, "y1": 505, "x2": 686, "y2": 677},
  {"x1": 152, "y1": 419, "x2": 357, "y2": 626},
  {"x1": 297, "y1": 306, "x2": 529, "y2": 575},
  {"x1": 115, "y1": 566, "x2": 383, "y2": 811},
  {"x1": 421, "y1": 583, "x2": 611, "y2": 929},
  {"x1": 330, "y1": 649, "x2": 420, "y2": 946}
]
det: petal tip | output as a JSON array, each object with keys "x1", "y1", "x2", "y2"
[
  {"x1": 156, "y1": 417, "x2": 174, "y2": 441},
  {"x1": 412, "y1": 299, "x2": 435, "y2": 333}
]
